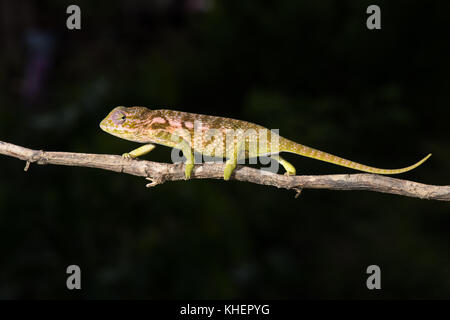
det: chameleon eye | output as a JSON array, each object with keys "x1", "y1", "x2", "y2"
[{"x1": 115, "y1": 112, "x2": 127, "y2": 124}]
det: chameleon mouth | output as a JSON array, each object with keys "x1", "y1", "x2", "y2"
[
  {"x1": 99, "y1": 119, "x2": 107, "y2": 131},
  {"x1": 99, "y1": 118, "x2": 117, "y2": 133}
]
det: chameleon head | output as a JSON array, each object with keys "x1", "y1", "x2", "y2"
[{"x1": 100, "y1": 106, "x2": 150, "y2": 142}]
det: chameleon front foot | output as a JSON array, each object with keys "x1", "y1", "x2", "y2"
[
  {"x1": 122, "y1": 144, "x2": 156, "y2": 160},
  {"x1": 122, "y1": 152, "x2": 135, "y2": 159},
  {"x1": 223, "y1": 160, "x2": 237, "y2": 181}
]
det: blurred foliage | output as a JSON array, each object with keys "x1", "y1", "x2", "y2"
[{"x1": 0, "y1": 0, "x2": 449, "y2": 298}]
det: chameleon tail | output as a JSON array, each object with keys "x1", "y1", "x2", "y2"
[{"x1": 282, "y1": 139, "x2": 431, "y2": 174}]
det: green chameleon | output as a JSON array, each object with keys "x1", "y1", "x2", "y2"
[{"x1": 100, "y1": 106, "x2": 431, "y2": 180}]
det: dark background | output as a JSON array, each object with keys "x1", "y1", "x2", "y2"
[{"x1": 0, "y1": 0, "x2": 449, "y2": 299}]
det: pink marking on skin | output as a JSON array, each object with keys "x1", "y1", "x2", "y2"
[
  {"x1": 151, "y1": 117, "x2": 166, "y2": 124},
  {"x1": 168, "y1": 119, "x2": 182, "y2": 128},
  {"x1": 184, "y1": 121, "x2": 194, "y2": 129}
]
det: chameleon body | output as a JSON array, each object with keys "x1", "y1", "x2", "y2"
[{"x1": 100, "y1": 106, "x2": 431, "y2": 180}]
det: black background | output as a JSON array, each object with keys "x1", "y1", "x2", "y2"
[{"x1": 0, "y1": 0, "x2": 449, "y2": 299}]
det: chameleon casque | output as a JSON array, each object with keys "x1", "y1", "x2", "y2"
[{"x1": 100, "y1": 106, "x2": 431, "y2": 180}]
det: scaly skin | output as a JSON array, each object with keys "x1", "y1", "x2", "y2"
[{"x1": 100, "y1": 106, "x2": 431, "y2": 180}]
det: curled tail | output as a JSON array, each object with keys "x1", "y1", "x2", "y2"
[{"x1": 282, "y1": 139, "x2": 431, "y2": 174}]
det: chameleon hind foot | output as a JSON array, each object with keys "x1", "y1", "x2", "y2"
[{"x1": 271, "y1": 154, "x2": 296, "y2": 176}]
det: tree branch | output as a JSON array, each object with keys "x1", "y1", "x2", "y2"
[{"x1": 0, "y1": 140, "x2": 448, "y2": 201}]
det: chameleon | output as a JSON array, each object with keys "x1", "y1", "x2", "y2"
[{"x1": 100, "y1": 106, "x2": 431, "y2": 180}]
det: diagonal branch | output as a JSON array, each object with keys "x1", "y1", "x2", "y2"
[{"x1": 0, "y1": 140, "x2": 448, "y2": 201}]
